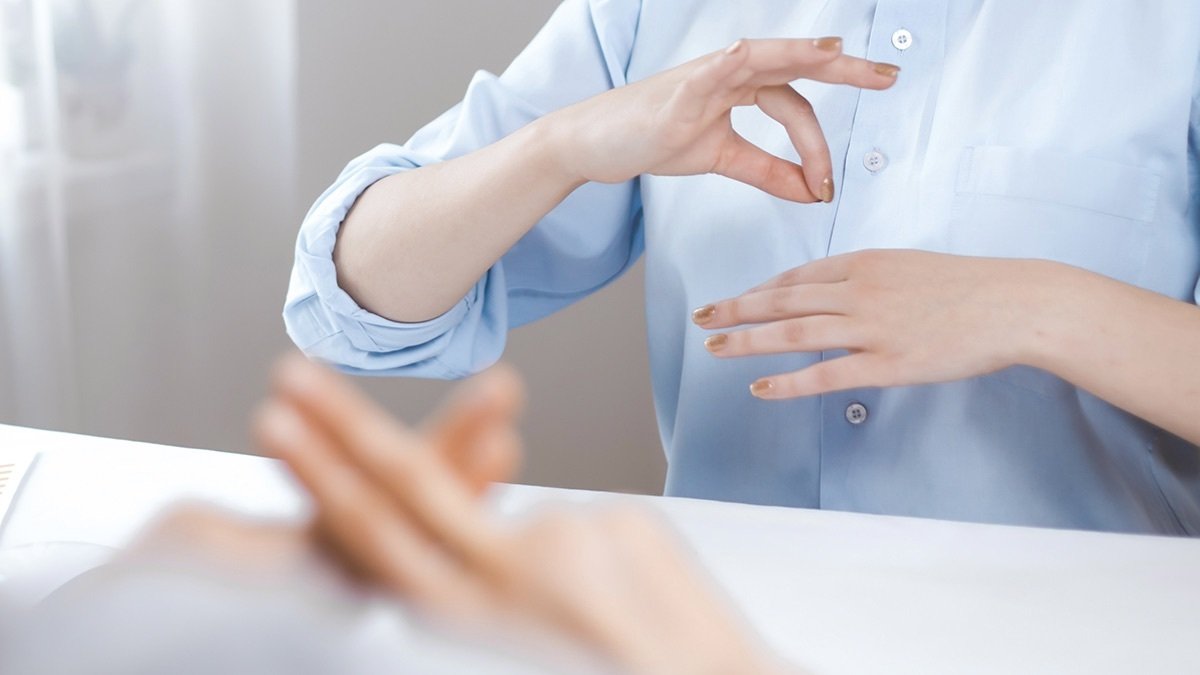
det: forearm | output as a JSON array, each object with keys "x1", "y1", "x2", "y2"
[
  {"x1": 333, "y1": 116, "x2": 585, "y2": 323},
  {"x1": 332, "y1": 39, "x2": 897, "y2": 325},
  {"x1": 1017, "y1": 262, "x2": 1200, "y2": 446}
]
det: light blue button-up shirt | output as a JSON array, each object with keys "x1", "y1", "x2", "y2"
[{"x1": 286, "y1": 0, "x2": 1200, "y2": 534}]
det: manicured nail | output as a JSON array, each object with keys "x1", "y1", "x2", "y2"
[
  {"x1": 873, "y1": 62, "x2": 901, "y2": 78},
  {"x1": 813, "y1": 37, "x2": 843, "y2": 52},
  {"x1": 705, "y1": 334, "x2": 729, "y2": 353},
  {"x1": 750, "y1": 379, "x2": 774, "y2": 397},
  {"x1": 819, "y1": 177, "x2": 835, "y2": 203},
  {"x1": 726, "y1": 40, "x2": 744, "y2": 55},
  {"x1": 692, "y1": 305, "x2": 717, "y2": 325}
]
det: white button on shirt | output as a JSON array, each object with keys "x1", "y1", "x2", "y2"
[
  {"x1": 863, "y1": 149, "x2": 888, "y2": 173},
  {"x1": 285, "y1": 0, "x2": 1200, "y2": 535},
  {"x1": 892, "y1": 28, "x2": 913, "y2": 50}
]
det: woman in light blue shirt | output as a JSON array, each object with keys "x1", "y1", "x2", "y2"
[{"x1": 285, "y1": 0, "x2": 1200, "y2": 535}]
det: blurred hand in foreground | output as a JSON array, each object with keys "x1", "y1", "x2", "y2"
[{"x1": 252, "y1": 354, "x2": 795, "y2": 675}]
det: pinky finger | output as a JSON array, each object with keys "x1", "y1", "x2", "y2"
[{"x1": 750, "y1": 354, "x2": 883, "y2": 399}]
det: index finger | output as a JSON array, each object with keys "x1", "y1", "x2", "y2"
[
  {"x1": 745, "y1": 254, "x2": 854, "y2": 294},
  {"x1": 755, "y1": 85, "x2": 833, "y2": 202},
  {"x1": 722, "y1": 38, "x2": 899, "y2": 91}
]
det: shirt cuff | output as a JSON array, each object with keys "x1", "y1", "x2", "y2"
[{"x1": 294, "y1": 157, "x2": 473, "y2": 355}]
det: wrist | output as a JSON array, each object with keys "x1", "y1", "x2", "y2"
[
  {"x1": 1003, "y1": 259, "x2": 1088, "y2": 373},
  {"x1": 523, "y1": 112, "x2": 590, "y2": 190}
]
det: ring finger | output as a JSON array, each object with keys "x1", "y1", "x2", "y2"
[{"x1": 704, "y1": 315, "x2": 859, "y2": 357}]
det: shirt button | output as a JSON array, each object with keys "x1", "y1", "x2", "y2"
[
  {"x1": 845, "y1": 402, "x2": 869, "y2": 425},
  {"x1": 863, "y1": 149, "x2": 887, "y2": 173},
  {"x1": 891, "y1": 28, "x2": 913, "y2": 51}
]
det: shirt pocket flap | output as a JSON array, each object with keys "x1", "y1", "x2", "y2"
[{"x1": 955, "y1": 146, "x2": 1160, "y2": 223}]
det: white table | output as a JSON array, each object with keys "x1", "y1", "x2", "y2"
[{"x1": 2, "y1": 423, "x2": 1199, "y2": 674}]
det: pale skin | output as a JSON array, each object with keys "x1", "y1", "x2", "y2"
[
  {"x1": 692, "y1": 250, "x2": 1200, "y2": 447},
  {"x1": 335, "y1": 34, "x2": 1200, "y2": 448},
  {"x1": 118, "y1": 356, "x2": 793, "y2": 673},
  {"x1": 197, "y1": 354, "x2": 793, "y2": 675},
  {"x1": 335, "y1": 37, "x2": 900, "y2": 322}
]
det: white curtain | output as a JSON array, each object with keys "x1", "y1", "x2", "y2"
[{"x1": 0, "y1": 0, "x2": 298, "y2": 447}]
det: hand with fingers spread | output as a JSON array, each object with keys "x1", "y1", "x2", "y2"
[
  {"x1": 552, "y1": 37, "x2": 899, "y2": 203},
  {"x1": 255, "y1": 355, "x2": 797, "y2": 675},
  {"x1": 693, "y1": 250, "x2": 1044, "y2": 399}
]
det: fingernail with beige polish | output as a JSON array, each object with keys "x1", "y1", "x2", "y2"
[
  {"x1": 813, "y1": 36, "x2": 843, "y2": 52},
  {"x1": 692, "y1": 305, "x2": 716, "y2": 325},
  {"x1": 873, "y1": 62, "x2": 901, "y2": 78},
  {"x1": 750, "y1": 379, "x2": 774, "y2": 397},
  {"x1": 726, "y1": 40, "x2": 744, "y2": 55},
  {"x1": 819, "y1": 177, "x2": 835, "y2": 203},
  {"x1": 705, "y1": 334, "x2": 728, "y2": 353}
]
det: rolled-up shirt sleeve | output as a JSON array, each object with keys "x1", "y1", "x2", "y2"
[{"x1": 284, "y1": 0, "x2": 644, "y2": 378}]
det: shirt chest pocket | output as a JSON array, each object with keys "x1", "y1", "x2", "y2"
[{"x1": 947, "y1": 146, "x2": 1161, "y2": 287}]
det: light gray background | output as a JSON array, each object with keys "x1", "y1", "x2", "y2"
[
  {"x1": 3, "y1": 1, "x2": 665, "y2": 495},
  {"x1": 292, "y1": 1, "x2": 664, "y2": 494}
]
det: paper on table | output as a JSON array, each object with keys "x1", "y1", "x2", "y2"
[{"x1": 0, "y1": 448, "x2": 38, "y2": 533}]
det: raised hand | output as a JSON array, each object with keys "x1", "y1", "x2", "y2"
[{"x1": 550, "y1": 37, "x2": 899, "y2": 203}]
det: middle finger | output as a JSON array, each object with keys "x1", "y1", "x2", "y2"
[{"x1": 755, "y1": 84, "x2": 834, "y2": 202}]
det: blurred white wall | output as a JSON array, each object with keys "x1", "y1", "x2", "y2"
[
  {"x1": 0, "y1": 0, "x2": 665, "y2": 495},
  {"x1": 1, "y1": 0, "x2": 301, "y2": 447}
]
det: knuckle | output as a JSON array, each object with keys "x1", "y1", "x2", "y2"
[
  {"x1": 737, "y1": 328, "x2": 757, "y2": 353},
  {"x1": 825, "y1": 62, "x2": 851, "y2": 85},
  {"x1": 782, "y1": 319, "x2": 807, "y2": 345},
  {"x1": 677, "y1": 77, "x2": 700, "y2": 100},
  {"x1": 768, "y1": 289, "x2": 791, "y2": 317},
  {"x1": 722, "y1": 300, "x2": 742, "y2": 325},
  {"x1": 681, "y1": 69, "x2": 708, "y2": 92},
  {"x1": 858, "y1": 249, "x2": 890, "y2": 272},
  {"x1": 847, "y1": 250, "x2": 876, "y2": 272},
  {"x1": 790, "y1": 95, "x2": 815, "y2": 116},
  {"x1": 808, "y1": 364, "x2": 840, "y2": 391}
]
